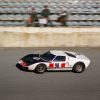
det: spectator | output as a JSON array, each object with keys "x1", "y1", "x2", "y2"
[
  {"x1": 41, "y1": 5, "x2": 50, "y2": 18},
  {"x1": 28, "y1": 7, "x2": 38, "y2": 26},
  {"x1": 57, "y1": 11, "x2": 68, "y2": 26},
  {"x1": 41, "y1": 5, "x2": 52, "y2": 26}
]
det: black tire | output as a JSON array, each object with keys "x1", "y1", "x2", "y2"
[
  {"x1": 35, "y1": 64, "x2": 46, "y2": 74},
  {"x1": 73, "y1": 63, "x2": 85, "y2": 73}
]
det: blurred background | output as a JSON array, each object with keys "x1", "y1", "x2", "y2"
[
  {"x1": 0, "y1": 0, "x2": 100, "y2": 47},
  {"x1": 0, "y1": 0, "x2": 100, "y2": 26}
]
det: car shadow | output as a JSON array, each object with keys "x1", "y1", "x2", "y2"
[
  {"x1": 16, "y1": 64, "x2": 72, "y2": 73},
  {"x1": 46, "y1": 70, "x2": 72, "y2": 73}
]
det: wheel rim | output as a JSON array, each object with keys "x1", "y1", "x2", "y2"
[
  {"x1": 37, "y1": 65, "x2": 45, "y2": 72},
  {"x1": 75, "y1": 64, "x2": 83, "y2": 72}
]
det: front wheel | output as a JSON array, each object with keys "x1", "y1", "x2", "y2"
[
  {"x1": 73, "y1": 63, "x2": 85, "y2": 73},
  {"x1": 35, "y1": 64, "x2": 46, "y2": 74}
]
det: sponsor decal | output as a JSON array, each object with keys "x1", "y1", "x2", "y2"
[{"x1": 66, "y1": 62, "x2": 69, "y2": 67}]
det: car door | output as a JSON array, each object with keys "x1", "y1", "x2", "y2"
[{"x1": 52, "y1": 56, "x2": 69, "y2": 69}]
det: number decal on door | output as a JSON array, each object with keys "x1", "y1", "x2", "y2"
[
  {"x1": 49, "y1": 62, "x2": 69, "y2": 68},
  {"x1": 55, "y1": 63, "x2": 59, "y2": 68}
]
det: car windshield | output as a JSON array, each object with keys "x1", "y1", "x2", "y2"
[{"x1": 40, "y1": 51, "x2": 55, "y2": 62}]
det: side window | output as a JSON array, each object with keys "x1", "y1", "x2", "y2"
[{"x1": 53, "y1": 56, "x2": 66, "y2": 62}]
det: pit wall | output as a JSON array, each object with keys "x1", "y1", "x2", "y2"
[{"x1": 0, "y1": 27, "x2": 100, "y2": 47}]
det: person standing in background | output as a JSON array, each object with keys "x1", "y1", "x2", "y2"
[
  {"x1": 57, "y1": 10, "x2": 68, "y2": 26},
  {"x1": 41, "y1": 5, "x2": 50, "y2": 18},
  {"x1": 41, "y1": 5, "x2": 52, "y2": 26},
  {"x1": 28, "y1": 7, "x2": 38, "y2": 26}
]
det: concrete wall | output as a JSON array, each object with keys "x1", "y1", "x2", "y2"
[{"x1": 0, "y1": 27, "x2": 100, "y2": 47}]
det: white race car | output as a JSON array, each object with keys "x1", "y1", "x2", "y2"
[{"x1": 16, "y1": 50, "x2": 90, "y2": 74}]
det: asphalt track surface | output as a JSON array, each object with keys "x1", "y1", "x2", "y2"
[{"x1": 0, "y1": 47, "x2": 100, "y2": 100}]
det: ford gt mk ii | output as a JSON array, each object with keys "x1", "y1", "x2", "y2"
[{"x1": 16, "y1": 50, "x2": 90, "y2": 74}]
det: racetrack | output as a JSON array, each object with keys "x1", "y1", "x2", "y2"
[{"x1": 0, "y1": 47, "x2": 100, "y2": 100}]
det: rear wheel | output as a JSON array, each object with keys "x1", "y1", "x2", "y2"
[
  {"x1": 35, "y1": 64, "x2": 46, "y2": 74},
  {"x1": 73, "y1": 63, "x2": 85, "y2": 73}
]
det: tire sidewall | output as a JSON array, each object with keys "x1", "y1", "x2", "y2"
[
  {"x1": 73, "y1": 63, "x2": 85, "y2": 73},
  {"x1": 35, "y1": 64, "x2": 46, "y2": 74}
]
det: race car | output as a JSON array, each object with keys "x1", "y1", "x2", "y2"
[{"x1": 16, "y1": 50, "x2": 90, "y2": 74}]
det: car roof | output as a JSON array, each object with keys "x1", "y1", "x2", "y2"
[{"x1": 50, "y1": 50, "x2": 67, "y2": 56}]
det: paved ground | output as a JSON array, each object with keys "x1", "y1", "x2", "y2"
[{"x1": 0, "y1": 47, "x2": 100, "y2": 100}]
